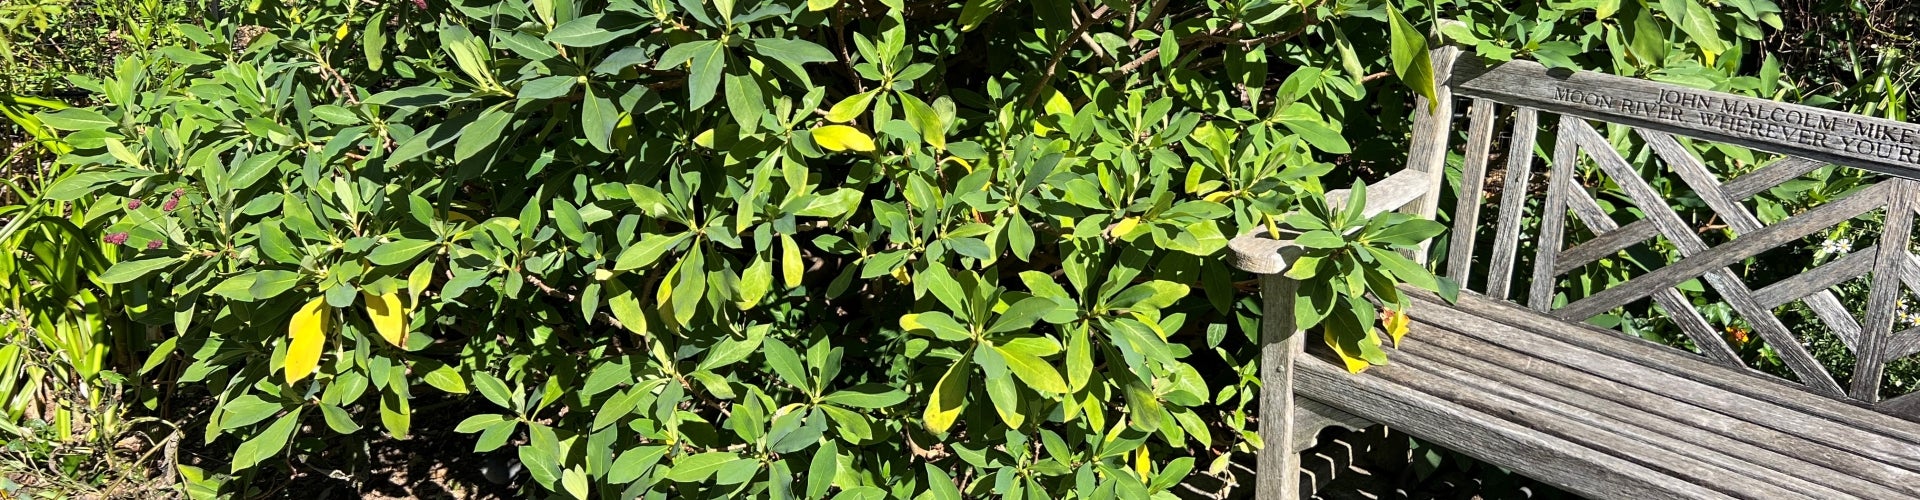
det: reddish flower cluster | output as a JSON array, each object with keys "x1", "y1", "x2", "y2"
[
  {"x1": 410, "y1": 0, "x2": 427, "y2": 10},
  {"x1": 103, "y1": 232, "x2": 130, "y2": 245},
  {"x1": 146, "y1": 240, "x2": 163, "y2": 250},
  {"x1": 127, "y1": 199, "x2": 142, "y2": 209},
  {"x1": 161, "y1": 189, "x2": 184, "y2": 212}
]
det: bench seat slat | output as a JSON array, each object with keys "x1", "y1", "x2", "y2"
[
  {"x1": 1294, "y1": 355, "x2": 1734, "y2": 500},
  {"x1": 1414, "y1": 291, "x2": 1920, "y2": 458},
  {"x1": 1403, "y1": 324, "x2": 1917, "y2": 497},
  {"x1": 1379, "y1": 345, "x2": 1848, "y2": 499}
]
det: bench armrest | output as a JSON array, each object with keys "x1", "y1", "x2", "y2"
[{"x1": 1226, "y1": 169, "x2": 1438, "y2": 274}]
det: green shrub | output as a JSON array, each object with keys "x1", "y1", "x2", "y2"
[{"x1": 24, "y1": 0, "x2": 1804, "y2": 497}]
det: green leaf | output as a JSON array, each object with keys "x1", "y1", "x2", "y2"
[
  {"x1": 99, "y1": 257, "x2": 175, "y2": 284},
  {"x1": 609, "y1": 445, "x2": 669, "y2": 484},
  {"x1": 687, "y1": 43, "x2": 727, "y2": 108},
  {"x1": 957, "y1": 0, "x2": 1006, "y2": 31},
  {"x1": 545, "y1": 14, "x2": 637, "y2": 47},
  {"x1": 230, "y1": 409, "x2": 301, "y2": 472},
  {"x1": 924, "y1": 463, "x2": 962, "y2": 500},
  {"x1": 1294, "y1": 230, "x2": 1346, "y2": 249},
  {"x1": 613, "y1": 233, "x2": 689, "y2": 270},
  {"x1": 1387, "y1": 4, "x2": 1437, "y2": 105},
  {"x1": 472, "y1": 372, "x2": 514, "y2": 409},
  {"x1": 993, "y1": 344, "x2": 1068, "y2": 394},
  {"x1": 367, "y1": 239, "x2": 437, "y2": 266},
  {"x1": 583, "y1": 84, "x2": 620, "y2": 152},
  {"x1": 666, "y1": 451, "x2": 740, "y2": 482},
  {"x1": 454, "y1": 106, "x2": 512, "y2": 162},
  {"x1": 807, "y1": 440, "x2": 837, "y2": 498},
  {"x1": 763, "y1": 338, "x2": 813, "y2": 394},
  {"x1": 827, "y1": 90, "x2": 877, "y2": 123},
  {"x1": 749, "y1": 39, "x2": 834, "y2": 64},
  {"x1": 37, "y1": 108, "x2": 114, "y2": 130},
  {"x1": 821, "y1": 384, "x2": 909, "y2": 408}
]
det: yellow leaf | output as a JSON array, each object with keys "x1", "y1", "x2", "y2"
[
  {"x1": 1203, "y1": 191, "x2": 1234, "y2": 203},
  {"x1": 335, "y1": 22, "x2": 351, "y2": 41},
  {"x1": 891, "y1": 266, "x2": 912, "y2": 284},
  {"x1": 1135, "y1": 446, "x2": 1152, "y2": 483},
  {"x1": 364, "y1": 290, "x2": 408, "y2": 348},
  {"x1": 899, "y1": 313, "x2": 923, "y2": 331},
  {"x1": 1110, "y1": 217, "x2": 1141, "y2": 238},
  {"x1": 1324, "y1": 329, "x2": 1370, "y2": 374},
  {"x1": 923, "y1": 351, "x2": 972, "y2": 433},
  {"x1": 811, "y1": 125, "x2": 875, "y2": 152},
  {"x1": 285, "y1": 297, "x2": 331, "y2": 384},
  {"x1": 1383, "y1": 309, "x2": 1410, "y2": 347}
]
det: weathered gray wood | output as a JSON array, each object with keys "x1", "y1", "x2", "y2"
[
  {"x1": 1484, "y1": 107, "x2": 1540, "y2": 300},
  {"x1": 1723, "y1": 157, "x2": 1828, "y2": 200},
  {"x1": 1753, "y1": 246, "x2": 1877, "y2": 308},
  {"x1": 1293, "y1": 355, "x2": 1734, "y2": 500},
  {"x1": 1528, "y1": 118, "x2": 1580, "y2": 310},
  {"x1": 1555, "y1": 180, "x2": 1892, "y2": 323},
  {"x1": 1446, "y1": 53, "x2": 1920, "y2": 178},
  {"x1": 1640, "y1": 129, "x2": 1866, "y2": 349},
  {"x1": 1408, "y1": 292, "x2": 1920, "y2": 469},
  {"x1": 1256, "y1": 274, "x2": 1304, "y2": 500},
  {"x1": 1402, "y1": 47, "x2": 1460, "y2": 265},
  {"x1": 1563, "y1": 120, "x2": 1845, "y2": 395},
  {"x1": 1291, "y1": 398, "x2": 1372, "y2": 453},
  {"x1": 1555, "y1": 211, "x2": 1660, "y2": 274},
  {"x1": 1855, "y1": 180, "x2": 1917, "y2": 402},
  {"x1": 1447, "y1": 99, "x2": 1500, "y2": 284},
  {"x1": 1391, "y1": 336, "x2": 1860, "y2": 499},
  {"x1": 1564, "y1": 185, "x2": 1742, "y2": 365},
  {"x1": 1407, "y1": 324, "x2": 1920, "y2": 497},
  {"x1": 1883, "y1": 391, "x2": 1920, "y2": 420}
]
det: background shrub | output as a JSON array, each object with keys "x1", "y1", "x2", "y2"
[{"x1": 4, "y1": 0, "x2": 1915, "y2": 498}]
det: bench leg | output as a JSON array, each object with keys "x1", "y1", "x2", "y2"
[{"x1": 1257, "y1": 274, "x2": 1308, "y2": 499}]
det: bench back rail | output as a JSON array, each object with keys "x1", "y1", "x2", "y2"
[{"x1": 1438, "y1": 52, "x2": 1920, "y2": 412}]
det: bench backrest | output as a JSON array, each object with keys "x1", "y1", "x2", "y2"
[{"x1": 1424, "y1": 48, "x2": 1920, "y2": 418}]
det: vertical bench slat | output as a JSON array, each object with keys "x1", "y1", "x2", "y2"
[
  {"x1": 1527, "y1": 118, "x2": 1578, "y2": 310},
  {"x1": 1255, "y1": 274, "x2": 1306, "y2": 499},
  {"x1": 1641, "y1": 130, "x2": 1867, "y2": 349},
  {"x1": 1563, "y1": 186, "x2": 1743, "y2": 366},
  {"x1": 1564, "y1": 120, "x2": 1846, "y2": 397},
  {"x1": 1447, "y1": 99, "x2": 1500, "y2": 284},
  {"x1": 1856, "y1": 180, "x2": 1917, "y2": 402},
  {"x1": 1485, "y1": 108, "x2": 1539, "y2": 300},
  {"x1": 1402, "y1": 48, "x2": 1460, "y2": 265}
]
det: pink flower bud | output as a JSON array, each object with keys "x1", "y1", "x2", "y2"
[
  {"x1": 146, "y1": 240, "x2": 163, "y2": 250},
  {"x1": 161, "y1": 197, "x2": 180, "y2": 212},
  {"x1": 103, "y1": 232, "x2": 130, "y2": 245},
  {"x1": 127, "y1": 199, "x2": 142, "y2": 209},
  {"x1": 410, "y1": 0, "x2": 427, "y2": 10}
]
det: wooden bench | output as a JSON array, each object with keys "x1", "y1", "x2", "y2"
[{"x1": 1232, "y1": 48, "x2": 1920, "y2": 499}]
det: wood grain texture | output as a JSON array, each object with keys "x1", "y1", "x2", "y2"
[
  {"x1": 1294, "y1": 357, "x2": 1733, "y2": 500},
  {"x1": 1484, "y1": 107, "x2": 1540, "y2": 300},
  {"x1": 1448, "y1": 54, "x2": 1920, "y2": 178},
  {"x1": 1409, "y1": 291, "x2": 1920, "y2": 465},
  {"x1": 1528, "y1": 118, "x2": 1579, "y2": 311},
  {"x1": 1447, "y1": 99, "x2": 1500, "y2": 284},
  {"x1": 1555, "y1": 180, "x2": 1891, "y2": 324},
  {"x1": 1564, "y1": 185, "x2": 1741, "y2": 365},
  {"x1": 1256, "y1": 274, "x2": 1305, "y2": 499},
  {"x1": 1753, "y1": 246, "x2": 1876, "y2": 309},
  {"x1": 1401, "y1": 47, "x2": 1461, "y2": 264},
  {"x1": 1855, "y1": 180, "x2": 1917, "y2": 402},
  {"x1": 1724, "y1": 157, "x2": 1828, "y2": 200},
  {"x1": 1407, "y1": 326, "x2": 1919, "y2": 497},
  {"x1": 1392, "y1": 337, "x2": 1858, "y2": 499},
  {"x1": 1562, "y1": 120, "x2": 1844, "y2": 396},
  {"x1": 1640, "y1": 129, "x2": 1866, "y2": 349}
]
